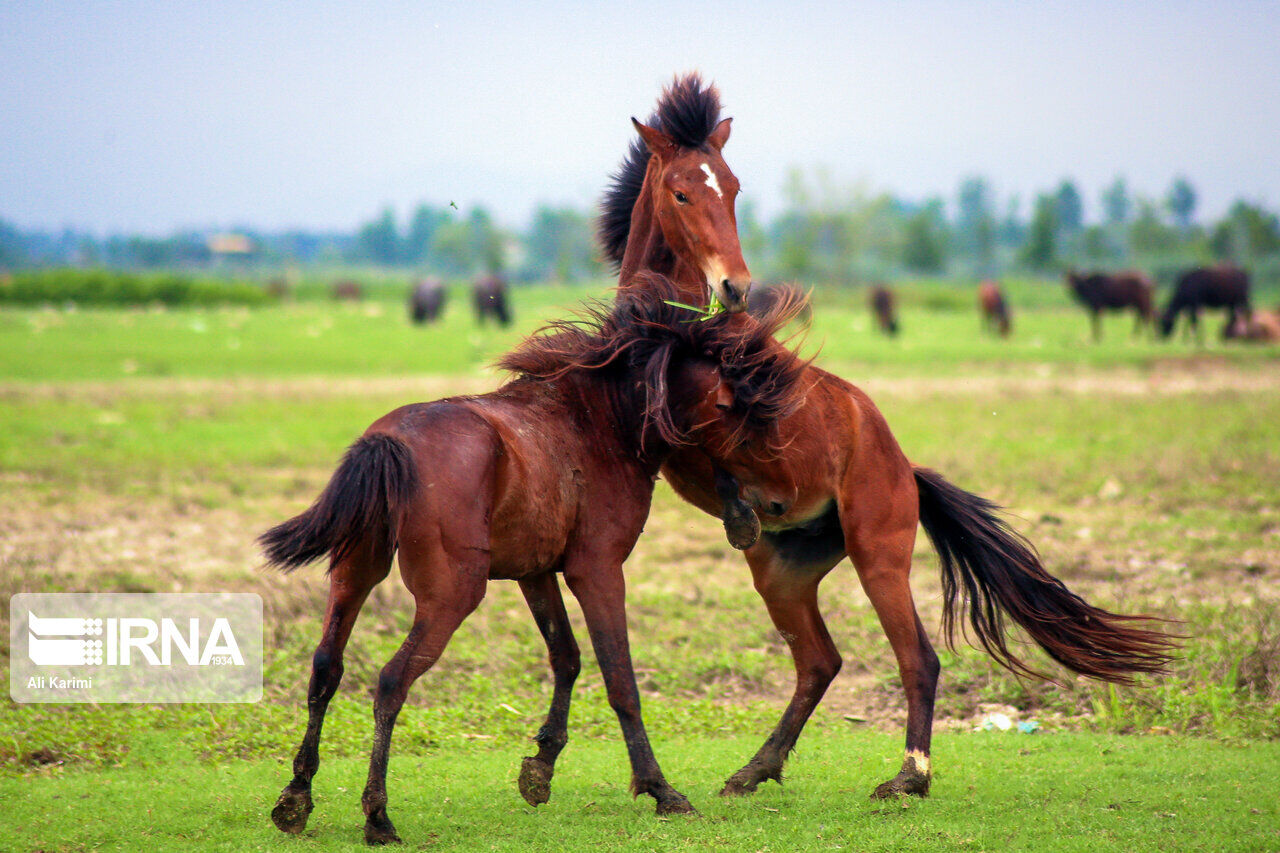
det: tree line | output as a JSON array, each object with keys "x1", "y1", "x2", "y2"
[{"x1": 3, "y1": 174, "x2": 1278, "y2": 285}]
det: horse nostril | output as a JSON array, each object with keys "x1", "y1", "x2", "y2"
[{"x1": 768, "y1": 501, "x2": 787, "y2": 516}]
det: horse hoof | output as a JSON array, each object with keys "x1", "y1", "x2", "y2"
[
  {"x1": 518, "y1": 756, "x2": 553, "y2": 806},
  {"x1": 723, "y1": 504, "x2": 760, "y2": 550},
  {"x1": 363, "y1": 812, "x2": 402, "y2": 846},
  {"x1": 870, "y1": 771, "x2": 930, "y2": 800},
  {"x1": 656, "y1": 793, "x2": 697, "y2": 816},
  {"x1": 719, "y1": 777, "x2": 756, "y2": 797},
  {"x1": 271, "y1": 786, "x2": 314, "y2": 834}
]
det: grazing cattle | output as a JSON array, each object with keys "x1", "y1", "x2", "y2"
[
  {"x1": 869, "y1": 285, "x2": 899, "y2": 336},
  {"x1": 1065, "y1": 270, "x2": 1155, "y2": 340},
  {"x1": 473, "y1": 274, "x2": 512, "y2": 326},
  {"x1": 331, "y1": 279, "x2": 363, "y2": 301},
  {"x1": 408, "y1": 277, "x2": 446, "y2": 324},
  {"x1": 1159, "y1": 265, "x2": 1252, "y2": 340},
  {"x1": 747, "y1": 282, "x2": 813, "y2": 327},
  {"x1": 977, "y1": 280, "x2": 1011, "y2": 337},
  {"x1": 1223, "y1": 307, "x2": 1280, "y2": 343}
]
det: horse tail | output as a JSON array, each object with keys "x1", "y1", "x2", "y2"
[
  {"x1": 913, "y1": 467, "x2": 1176, "y2": 684},
  {"x1": 259, "y1": 433, "x2": 419, "y2": 573}
]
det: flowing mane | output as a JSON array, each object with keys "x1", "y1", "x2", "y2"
[
  {"x1": 597, "y1": 74, "x2": 724, "y2": 269},
  {"x1": 498, "y1": 272, "x2": 808, "y2": 449}
]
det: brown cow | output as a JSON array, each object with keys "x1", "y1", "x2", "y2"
[
  {"x1": 1159, "y1": 265, "x2": 1251, "y2": 340},
  {"x1": 1065, "y1": 270, "x2": 1155, "y2": 340}
]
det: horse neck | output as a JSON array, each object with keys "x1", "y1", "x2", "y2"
[
  {"x1": 556, "y1": 370, "x2": 669, "y2": 472},
  {"x1": 617, "y1": 165, "x2": 709, "y2": 307}
]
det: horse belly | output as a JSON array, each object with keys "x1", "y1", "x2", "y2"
[{"x1": 485, "y1": 473, "x2": 577, "y2": 580}]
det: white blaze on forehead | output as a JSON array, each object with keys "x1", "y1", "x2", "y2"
[{"x1": 699, "y1": 163, "x2": 723, "y2": 199}]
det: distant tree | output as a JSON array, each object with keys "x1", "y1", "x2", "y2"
[
  {"x1": 0, "y1": 220, "x2": 27, "y2": 269},
  {"x1": 429, "y1": 222, "x2": 474, "y2": 275},
  {"x1": 1055, "y1": 180, "x2": 1084, "y2": 231},
  {"x1": 900, "y1": 199, "x2": 947, "y2": 274},
  {"x1": 955, "y1": 175, "x2": 996, "y2": 270},
  {"x1": 997, "y1": 196, "x2": 1026, "y2": 249},
  {"x1": 1129, "y1": 198, "x2": 1180, "y2": 255},
  {"x1": 1166, "y1": 177, "x2": 1197, "y2": 231},
  {"x1": 1020, "y1": 193, "x2": 1058, "y2": 270},
  {"x1": 737, "y1": 199, "x2": 768, "y2": 270},
  {"x1": 357, "y1": 207, "x2": 401, "y2": 265},
  {"x1": 404, "y1": 204, "x2": 450, "y2": 265},
  {"x1": 1101, "y1": 178, "x2": 1131, "y2": 226},
  {"x1": 1209, "y1": 200, "x2": 1280, "y2": 261},
  {"x1": 523, "y1": 206, "x2": 599, "y2": 281},
  {"x1": 466, "y1": 207, "x2": 505, "y2": 273}
]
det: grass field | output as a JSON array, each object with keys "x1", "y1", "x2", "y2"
[{"x1": 1, "y1": 280, "x2": 1278, "y2": 850}]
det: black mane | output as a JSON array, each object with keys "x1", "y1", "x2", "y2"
[
  {"x1": 498, "y1": 271, "x2": 807, "y2": 452},
  {"x1": 597, "y1": 73, "x2": 723, "y2": 269}
]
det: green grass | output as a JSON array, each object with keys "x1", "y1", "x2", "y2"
[
  {"x1": 1, "y1": 728, "x2": 1276, "y2": 851},
  {"x1": 1, "y1": 282, "x2": 1278, "y2": 849}
]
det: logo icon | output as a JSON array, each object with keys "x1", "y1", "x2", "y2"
[{"x1": 27, "y1": 614, "x2": 104, "y2": 666}]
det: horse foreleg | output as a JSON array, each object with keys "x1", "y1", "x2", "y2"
[
  {"x1": 516, "y1": 572, "x2": 581, "y2": 806},
  {"x1": 272, "y1": 543, "x2": 393, "y2": 835},
  {"x1": 564, "y1": 559, "x2": 694, "y2": 815},
  {"x1": 361, "y1": 553, "x2": 487, "y2": 845},
  {"x1": 722, "y1": 543, "x2": 841, "y2": 796}
]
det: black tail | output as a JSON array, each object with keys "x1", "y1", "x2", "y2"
[
  {"x1": 913, "y1": 467, "x2": 1176, "y2": 684},
  {"x1": 259, "y1": 433, "x2": 418, "y2": 573}
]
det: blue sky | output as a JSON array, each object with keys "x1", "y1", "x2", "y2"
[{"x1": 3, "y1": 0, "x2": 1278, "y2": 233}]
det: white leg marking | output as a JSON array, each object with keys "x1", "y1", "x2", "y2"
[
  {"x1": 700, "y1": 163, "x2": 723, "y2": 199},
  {"x1": 905, "y1": 749, "x2": 931, "y2": 775}
]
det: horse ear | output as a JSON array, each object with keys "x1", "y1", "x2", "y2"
[
  {"x1": 632, "y1": 118, "x2": 677, "y2": 161},
  {"x1": 708, "y1": 117, "x2": 732, "y2": 151}
]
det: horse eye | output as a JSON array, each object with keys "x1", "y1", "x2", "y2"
[{"x1": 674, "y1": 191, "x2": 689, "y2": 205}]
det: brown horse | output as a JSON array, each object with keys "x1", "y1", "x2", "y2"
[
  {"x1": 408, "y1": 277, "x2": 445, "y2": 324},
  {"x1": 263, "y1": 274, "x2": 806, "y2": 844},
  {"x1": 473, "y1": 273, "x2": 512, "y2": 326},
  {"x1": 1065, "y1": 270, "x2": 1155, "y2": 340},
  {"x1": 598, "y1": 74, "x2": 1175, "y2": 802},
  {"x1": 978, "y1": 280, "x2": 1011, "y2": 337},
  {"x1": 869, "y1": 285, "x2": 900, "y2": 336},
  {"x1": 1159, "y1": 264, "x2": 1251, "y2": 340}
]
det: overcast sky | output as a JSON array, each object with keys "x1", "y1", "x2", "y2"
[{"x1": 3, "y1": 0, "x2": 1278, "y2": 234}]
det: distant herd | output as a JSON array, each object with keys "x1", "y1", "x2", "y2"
[
  {"x1": 304, "y1": 264, "x2": 1276, "y2": 344},
  {"x1": 835, "y1": 263, "x2": 1274, "y2": 344}
]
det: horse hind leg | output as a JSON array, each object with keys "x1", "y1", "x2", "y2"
[
  {"x1": 840, "y1": 479, "x2": 939, "y2": 799},
  {"x1": 360, "y1": 539, "x2": 488, "y2": 846},
  {"x1": 272, "y1": 540, "x2": 394, "y2": 835},
  {"x1": 516, "y1": 572, "x2": 582, "y2": 806}
]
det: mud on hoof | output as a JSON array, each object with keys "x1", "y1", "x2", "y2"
[
  {"x1": 722, "y1": 502, "x2": 761, "y2": 551},
  {"x1": 655, "y1": 792, "x2": 697, "y2": 816},
  {"x1": 870, "y1": 769, "x2": 930, "y2": 799},
  {"x1": 363, "y1": 811, "x2": 402, "y2": 846},
  {"x1": 720, "y1": 762, "x2": 782, "y2": 797},
  {"x1": 518, "y1": 756, "x2": 554, "y2": 806},
  {"x1": 271, "y1": 786, "x2": 314, "y2": 834}
]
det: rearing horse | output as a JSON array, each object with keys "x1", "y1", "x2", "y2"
[{"x1": 602, "y1": 74, "x2": 1174, "y2": 800}]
